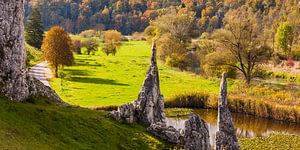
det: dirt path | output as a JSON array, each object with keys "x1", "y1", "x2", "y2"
[{"x1": 29, "y1": 61, "x2": 53, "y2": 87}]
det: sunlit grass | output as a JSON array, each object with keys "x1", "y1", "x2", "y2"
[
  {"x1": 50, "y1": 41, "x2": 225, "y2": 107},
  {"x1": 0, "y1": 95, "x2": 171, "y2": 149}
]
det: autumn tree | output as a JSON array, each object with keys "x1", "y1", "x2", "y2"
[
  {"x1": 145, "y1": 9, "x2": 199, "y2": 70},
  {"x1": 25, "y1": 8, "x2": 44, "y2": 49},
  {"x1": 102, "y1": 30, "x2": 122, "y2": 56},
  {"x1": 208, "y1": 7, "x2": 272, "y2": 84},
  {"x1": 42, "y1": 26, "x2": 74, "y2": 78},
  {"x1": 82, "y1": 38, "x2": 100, "y2": 55}
]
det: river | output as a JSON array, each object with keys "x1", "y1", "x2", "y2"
[{"x1": 166, "y1": 109, "x2": 300, "y2": 146}]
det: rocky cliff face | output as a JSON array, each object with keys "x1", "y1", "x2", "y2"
[
  {"x1": 216, "y1": 73, "x2": 240, "y2": 150},
  {"x1": 0, "y1": 0, "x2": 29, "y2": 101},
  {"x1": 0, "y1": 1, "x2": 65, "y2": 105},
  {"x1": 111, "y1": 44, "x2": 165, "y2": 125}
]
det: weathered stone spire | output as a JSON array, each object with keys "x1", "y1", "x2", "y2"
[
  {"x1": 216, "y1": 73, "x2": 240, "y2": 150},
  {"x1": 111, "y1": 43, "x2": 165, "y2": 125},
  {"x1": 0, "y1": 0, "x2": 29, "y2": 101}
]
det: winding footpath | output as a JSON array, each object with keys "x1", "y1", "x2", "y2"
[{"x1": 29, "y1": 61, "x2": 53, "y2": 87}]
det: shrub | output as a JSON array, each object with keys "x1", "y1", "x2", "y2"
[
  {"x1": 285, "y1": 57, "x2": 295, "y2": 67},
  {"x1": 165, "y1": 53, "x2": 188, "y2": 71},
  {"x1": 292, "y1": 47, "x2": 300, "y2": 61},
  {"x1": 73, "y1": 40, "x2": 82, "y2": 54}
]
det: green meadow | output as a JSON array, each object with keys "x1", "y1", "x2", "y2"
[
  {"x1": 0, "y1": 96, "x2": 170, "y2": 149},
  {"x1": 50, "y1": 41, "x2": 232, "y2": 107}
]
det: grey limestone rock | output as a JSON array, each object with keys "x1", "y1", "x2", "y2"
[
  {"x1": 111, "y1": 44, "x2": 165, "y2": 125},
  {"x1": 147, "y1": 122, "x2": 182, "y2": 144},
  {"x1": 0, "y1": 0, "x2": 29, "y2": 101},
  {"x1": 215, "y1": 73, "x2": 240, "y2": 150},
  {"x1": 0, "y1": 1, "x2": 66, "y2": 105},
  {"x1": 183, "y1": 114, "x2": 211, "y2": 150}
]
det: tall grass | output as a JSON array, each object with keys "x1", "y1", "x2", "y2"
[{"x1": 165, "y1": 92, "x2": 300, "y2": 124}]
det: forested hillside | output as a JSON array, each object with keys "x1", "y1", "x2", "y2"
[{"x1": 25, "y1": 0, "x2": 300, "y2": 34}]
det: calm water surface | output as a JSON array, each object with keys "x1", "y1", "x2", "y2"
[{"x1": 166, "y1": 109, "x2": 300, "y2": 145}]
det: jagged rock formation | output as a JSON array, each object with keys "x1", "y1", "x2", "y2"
[
  {"x1": 28, "y1": 77, "x2": 68, "y2": 105},
  {"x1": 0, "y1": 0, "x2": 29, "y2": 101},
  {"x1": 147, "y1": 114, "x2": 211, "y2": 150},
  {"x1": 111, "y1": 44, "x2": 165, "y2": 125},
  {"x1": 0, "y1": 0, "x2": 65, "y2": 104},
  {"x1": 216, "y1": 73, "x2": 240, "y2": 150},
  {"x1": 147, "y1": 122, "x2": 182, "y2": 144},
  {"x1": 183, "y1": 114, "x2": 211, "y2": 150}
]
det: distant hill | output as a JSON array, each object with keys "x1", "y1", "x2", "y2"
[{"x1": 24, "y1": 0, "x2": 299, "y2": 34}]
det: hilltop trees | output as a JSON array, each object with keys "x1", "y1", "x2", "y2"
[
  {"x1": 25, "y1": 8, "x2": 44, "y2": 49},
  {"x1": 206, "y1": 7, "x2": 272, "y2": 84},
  {"x1": 42, "y1": 26, "x2": 74, "y2": 78},
  {"x1": 102, "y1": 30, "x2": 122, "y2": 56}
]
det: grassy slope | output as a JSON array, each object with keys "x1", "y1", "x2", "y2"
[
  {"x1": 0, "y1": 95, "x2": 298, "y2": 150},
  {"x1": 51, "y1": 41, "x2": 232, "y2": 107},
  {"x1": 0, "y1": 96, "x2": 170, "y2": 149}
]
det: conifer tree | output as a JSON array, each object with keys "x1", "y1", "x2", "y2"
[{"x1": 25, "y1": 8, "x2": 44, "y2": 49}]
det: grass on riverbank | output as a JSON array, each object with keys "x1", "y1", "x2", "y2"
[
  {"x1": 240, "y1": 134, "x2": 300, "y2": 150},
  {"x1": 50, "y1": 41, "x2": 226, "y2": 107},
  {"x1": 0, "y1": 95, "x2": 171, "y2": 149},
  {"x1": 165, "y1": 90, "x2": 300, "y2": 124}
]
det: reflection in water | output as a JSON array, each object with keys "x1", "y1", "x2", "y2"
[{"x1": 166, "y1": 109, "x2": 300, "y2": 146}]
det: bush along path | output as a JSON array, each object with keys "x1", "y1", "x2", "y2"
[
  {"x1": 111, "y1": 44, "x2": 240, "y2": 150},
  {"x1": 29, "y1": 61, "x2": 52, "y2": 87}
]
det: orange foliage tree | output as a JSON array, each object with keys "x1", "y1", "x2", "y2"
[
  {"x1": 102, "y1": 30, "x2": 122, "y2": 56},
  {"x1": 42, "y1": 26, "x2": 74, "y2": 77}
]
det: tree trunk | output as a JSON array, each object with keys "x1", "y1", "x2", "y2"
[
  {"x1": 0, "y1": 0, "x2": 29, "y2": 101},
  {"x1": 55, "y1": 65, "x2": 58, "y2": 78}
]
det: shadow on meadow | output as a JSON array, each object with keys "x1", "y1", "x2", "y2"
[{"x1": 66, "y1": 76, "x2": 130, "y2": 86}]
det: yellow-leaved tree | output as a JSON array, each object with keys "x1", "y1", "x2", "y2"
[
  {"x1": 42, "y1": 26, "x2": 74, "y2": 78},
  {"x1": 102, "y1": 30, "x2": 122, "y2": 56}
]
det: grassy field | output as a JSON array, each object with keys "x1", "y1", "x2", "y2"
[
  {"x1": 50, "y1": 41, "x2": 231, "y2": 107},
  {"x1": 0, "y1": 95, "x2": 171, "y2": 149}
]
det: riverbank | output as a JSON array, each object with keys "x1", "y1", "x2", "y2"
[
  {"x1": 240, "y1": 134, "x2": 300, "y2": 150},
  {"x1": 165, "y1": 91, "x2": 300, "y2": 124}
]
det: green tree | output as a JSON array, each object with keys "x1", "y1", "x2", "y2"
[
  {"x1": 145, "y1": 9, "x2": 199, "y2": 70},
  {"x1": 208, "y1": 7, "x2": 272, "y2": 84},
  {"x1": 42, "y1": 26, "x2": 74, "y2": 78},
  {"x1": 25, "y1": 8, "x2": 44, "y2": 49},
  {"x1": 275, "y1": 22, "x2": 294, "y2": 57},
  {"x1": 82, "y1": 38, "x2": 100, "y2": 55}
]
